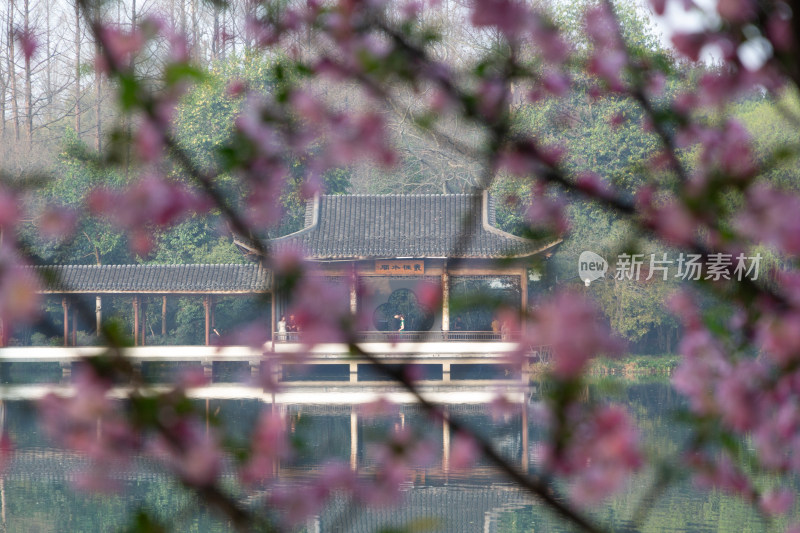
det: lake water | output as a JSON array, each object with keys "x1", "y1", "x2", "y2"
[{"x1": 0, "y1": 373, "x2": 787, "y2": 532}]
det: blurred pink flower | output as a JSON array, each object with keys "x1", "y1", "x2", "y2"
[
  {"x1": 38, "y1": 205, "x2": 78, "y2": 242},
  {"x1": 527, "y1": 291, "x2": 622, "y2": 379},
  {"x1": 760, "y1": 488, "x2": 794, "y2": 516},
  {"x1": 0, "y1": 261, "x2": 41, "y2": 325},
  {"x1": 691, "y1": 453, "x2": 753, "y2": 497},
  {"x1": 15, "y1": 28, "x2": 38, "y2": 61},
  {"x1": 542, "y1": 404, "x2": 641, "y2": 505},
  {"x1": 449, "y1": 432, "x2": 479, "y2": 470},
  {"x1": 717, "y1": 0, "x2": 756, "y2": 23},
  {"x1": 241, "y1": 412, "x2": 290, "y2": 485},
  {"x1": 470, "y1": 0, "x2": 531, "y2": 37},
  {"x1": 736, "y1": 184, "x2": 800, "y2": 256},
  {"x1": 98, "y1": 26, "x2": 144, "y2": 71}
]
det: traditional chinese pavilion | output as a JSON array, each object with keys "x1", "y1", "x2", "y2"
[{"x1": 240, "y1": 191, "x2": 560, "y2": 339}]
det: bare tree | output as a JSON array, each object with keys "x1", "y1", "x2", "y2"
[{"x1": 74, "y1": 0, "x2": 80, "y2": 137}]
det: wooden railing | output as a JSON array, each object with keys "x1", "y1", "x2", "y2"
[{"x1": 273, "y1": 331, "x2": 520, "y2": 343}]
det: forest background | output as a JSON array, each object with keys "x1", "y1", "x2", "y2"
[{"x1": 1, "y1": 0, "x2": 794, "y2": 351}]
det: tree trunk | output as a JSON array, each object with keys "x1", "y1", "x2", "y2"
[
  {"x1": 23, "y1": 0, "x2": 33, "y2": 149},
  {"x1": 74, "y1": 0, "x2": 80, "y2": 136},
  {"x1": 221, "y1": 7, "x2": 227, "y2": 60},
  {"x1": 8, "y1": 0, "x2": 19, "y2": 143},
  {"x1": 212, "y1": 6, "x2": 219, "y2": 60},
  {"x1": 191, "y1": 0, "x2": 199, "y2": 60},
  {"x1": 181, "y1": 0, "x2": 186, "y2": 36},
  {"x1": 45, "y1": 0, "x2": 52, "y2": 108},
  {"x1": 94, "y1": 34, "x2": 101, "y2": 151}
]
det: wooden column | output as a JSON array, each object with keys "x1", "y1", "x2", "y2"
[
  {"x1": 0, "y1": 318, "x2": 5, "y2": 347},
  {"x1": 62, "y1": 298, "x2": 69, "y2": 347},
  {"x1": 349, "y1": 267, "x2": 358, "y2": 316},
  {"x1": 71, "y1": 307, "x2": 77, "y2": 347},
  {"x1": 270, "y1": 276, "x2": 276, "y2": 344},
  {"x1": 133, "y1": 296, "x2": 139, "y2": 346},
  {"x1": 95, "y1": 296, "x2": 102, "y2": 337},
  {"x1": 521, "y1": 397, "x2": 529, "y2": 473},
  {"x1": 442, "y1": 411, "x2": 450, "y2": 473},
  {"x1": 350, "y1": 410, "x2": 358, "y2": 471},
  {"x1": 203, "y1": 295, "x2": 210, "y2": 346},
  {"x1": 520, "y1": 267, "x2": 528, "y2": 336},
  {"x1": 211, "y1": 296, "x2": 216, "y2": 334},
  {"x1": 441, "y1": 269, "x2": 450, "y2": 333},
  {"x1": 162, "y1": 296, "x2": 167, "y2": 336},
  {"x1": 142, "y1": 300, "x2": 146, "y2": 346}
]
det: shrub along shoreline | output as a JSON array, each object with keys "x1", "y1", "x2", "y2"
[{"x1": 530, "y1": 354, "x2": 679, "y2": 378}]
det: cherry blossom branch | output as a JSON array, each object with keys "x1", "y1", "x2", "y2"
[{"x1": 346, "y1": 343, "x2": 605, "y2": 533}]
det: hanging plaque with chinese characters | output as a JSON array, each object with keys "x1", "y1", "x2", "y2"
[{"x1": 375, "y1": 260, "x2": 425, "y2": 275}]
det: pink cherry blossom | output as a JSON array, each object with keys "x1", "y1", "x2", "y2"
[
  {"x1": 760, "y1": 488, "x2": 794, "y2": 516},
  {"x1": 0, "y1": 259, "x2": 41, "y2": 326},
  {"x1": 671, "y1": 329, "x2": 729, "y2": 415},
  {"x1": 134, "y1": 118, "x2": 165, "y2": 163},
  {"x1": 756, "y1": 311, "x2": 800, "y2": 367},
  {"x1": 767, "y1": 13, "x2": 793, "y2": 51},
  {"x1": 270, "y1": 484, "x2": 328, "y2": 526},
  {"x1": 15, "y1": 28, "x2": 38, "y2": 61},
  {"x1": 716, "y1": 0, "x2": 756, "y2": 23},
  {"x1": 690, "y1": 453, "x2": 753, "y2": 497},
  {"x1": 527, "y1": 291, "x2": 622, "y2": 379},
  {"x1": 649, "y1": 0, "x2": 667, "y2": 16},
  {"x1": 97, "y1": 26, "x2": 144, "y2": 72},
  {"x1": 449, "y1": 432, "x2": 479, "y2": 470},
  {"x1": 736, "y1": 184, "x2": 800, "y2": 256},
  {"x1": 541, "y1": 404, "x2": 641, "y2": 505},
  {"x1": 526, "y1": 183, "x2": 569, "y2": 237},
  {"x1": 0, "y1": 434, "x2": 12, "y2": 473},
  {"x1": 38, "y1": 205, "x2": 78, "y2": 242},
  {"x1": 470, "y1": 0, "x2": 531, "y2": 38},
  {"x1": 240, "y1": 411, "x2": 291, "y2": 485},
  {"x1": 671, "y1": 32, "x2": 709, "y2": 62}
]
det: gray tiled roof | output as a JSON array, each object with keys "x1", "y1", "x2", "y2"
[
  {"x1": 271, "y1": 192, "x2": 554, "y2": 260},
  {"x1": 32, "y1": 264, "x2": 271, "y2": 294}
]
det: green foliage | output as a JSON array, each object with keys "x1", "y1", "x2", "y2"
[
  {"x1": 150, "y1": 217, "x2": 244, "y2": 265},
  {"x1": 25, "y1": 129, "x2": 130, "y2": 265},
  {"x1": 172, "y1": 54, "x2": 350, "y2": 237},
  {"x1": 730, "y1": 93, "x2": 800, "y2": 187}
]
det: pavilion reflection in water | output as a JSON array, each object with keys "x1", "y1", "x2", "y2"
[{"x1": 0, "y1": 383, "x2": 541, "y2": 532}]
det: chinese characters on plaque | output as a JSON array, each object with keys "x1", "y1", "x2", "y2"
[{"x1": 375, "y1": 260, "x2": 425, "y2": 275}]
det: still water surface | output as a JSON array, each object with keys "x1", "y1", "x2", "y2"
[{"x1": 0, "y1": 372, "x2": 786, "y2": 532}]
